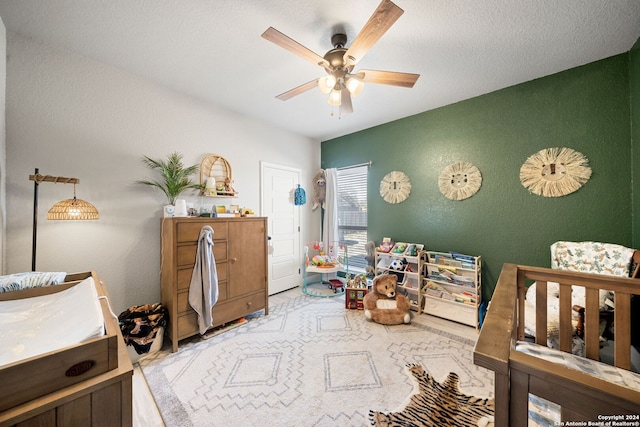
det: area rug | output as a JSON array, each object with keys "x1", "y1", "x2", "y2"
[
  {"x1": 369, "y1": 363, "x2": 495, "y2": 427},
  {"x1": 139, "y1": 292, "x2": 494, "y2": 427}
]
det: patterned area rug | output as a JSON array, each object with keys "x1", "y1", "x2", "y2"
[
  {"x1": 369, "y1": 364, "x2": 495, "y2": 426},
  {"x1": 139, "y1": 292, "x2": 494, "y2": 426}
]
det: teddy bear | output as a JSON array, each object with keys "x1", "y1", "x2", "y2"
[
  {"x1": 224, "y1": 177, "x2": 236, "y2": 195},
  {"x1": 363, "y1": 274, "x2": 411, "y2": 325},
  {"x1": 312, "y1": 169, "x2": 326, "y2": 210}
]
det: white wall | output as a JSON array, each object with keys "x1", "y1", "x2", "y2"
[
  {"x1": 0, "y1": 19, "x2": 5, "y2": 274},
  {"x1": 5, "y1": 32, "x2": 321, "y2": 313}
]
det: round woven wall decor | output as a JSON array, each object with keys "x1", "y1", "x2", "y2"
[
  {"x1": 519, "y1": 147, "x2": 591, "y2": 197},
  {"x1": 380, "y1": 171, "x2": 412, "y2": 204},
  {"x1": 438, "y1": 162, "x2": 482, "y2": 201}
]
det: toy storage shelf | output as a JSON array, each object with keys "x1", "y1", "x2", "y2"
[
  {"x1": 421, "y1": 251, "x2": 481, "y2": 329},
  {"x1": 375, "y1": 243, "x2": 424, "y2": 314}
]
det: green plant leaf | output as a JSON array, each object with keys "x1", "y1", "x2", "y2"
[{"x1": 136, "y1": 152, "x2": 199, "y2": 205}]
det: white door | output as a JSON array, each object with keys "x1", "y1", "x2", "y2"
[{"x1": 260, "y1": 162, "x2": 301, "y2": 295}]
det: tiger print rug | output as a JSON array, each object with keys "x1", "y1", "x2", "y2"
[{"x1": 369, "y1": 364, "x2": 495, "y2": 427}]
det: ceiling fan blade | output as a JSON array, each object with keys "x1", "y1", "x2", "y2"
[
  {"x1": 344, "y1": 0, "x2": 404, "y2": 66},
  {"x1": 359, "y1": 69, "x2": 419, "y2": 88},
  {"x1": 341, "y1": 88, "x2": 353, "y2": 114},
  {"x1": 262, "y1": 27, "x2": 329, "y2": 68},
  {"x1": 275, "y1": 79, "x2": 319, "y2": 101}
]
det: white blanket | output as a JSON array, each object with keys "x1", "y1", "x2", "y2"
[{"x1": 0, "y1": 277, "x2": 105, "y2": 366}]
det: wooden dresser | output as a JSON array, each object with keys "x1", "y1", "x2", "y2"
[{"x1": 161, "y1": 217, "x2": 269, "y2": 352}]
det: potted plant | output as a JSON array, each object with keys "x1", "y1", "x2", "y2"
[{"x1": 136, "y1": 152, "x2": 200, "y2": 205}]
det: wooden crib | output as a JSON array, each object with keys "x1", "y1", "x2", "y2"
[{"x1": 474, "y1": 263, "x2": 640, "y2": 425}]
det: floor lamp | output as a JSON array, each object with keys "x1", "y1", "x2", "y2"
[{"x1": 29, "y1": 168, "x2": 100, "y2": 271}]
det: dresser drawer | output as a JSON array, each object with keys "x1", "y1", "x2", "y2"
[
  {"x1": 177, "y1": 311, "x2": 199, "y2": 340},
  {"x1": 212, "y1": 292, "x2": 266, "y2": 325},
  {"x1": 176, "y1": 282, "x2": 228, "y2": 314},
  {"x1": 177, "y1": 262, "x2": 228, "y2": 291},
  {"x1": 177, "y1": 289, "x2": 254, "y2": 338},
  {"x1": 177, "y1": 221, "x2": 228, "y2": 242},
  {"x1": 177, "y1": 242, "x2": 227, "y2": 267}
]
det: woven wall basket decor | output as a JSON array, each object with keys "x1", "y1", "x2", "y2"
[
  {"x1": 519, "y1": 147, "x2": 591, "y2": 197},
  {"x1": 200, "y1": 154, "x2": 237, "y2": 196},
  {"x1": 438, "y1": 162, "x2": 482, "y2": 201}
]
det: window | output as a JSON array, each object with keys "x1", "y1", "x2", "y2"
[{"x1": 336, "y1": 165, "x2": 368, "y2": 272}]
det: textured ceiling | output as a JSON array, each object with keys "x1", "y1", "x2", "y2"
[{"x1": 1, "y1": 0, "x2": 639, "y2": 141}]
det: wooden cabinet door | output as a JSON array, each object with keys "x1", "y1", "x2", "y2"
[{"x1": 228, "y1": 219, "x2": 267, "y2": 298}]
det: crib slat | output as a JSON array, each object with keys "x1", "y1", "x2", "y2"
[
  {"x1": 615, "y1": 292, "x2": 631, "y2": 370},
  {"x1": 535, "y1": 281, "x2": 548, "y2": 345},
  {"x1": 559, "y1": 283, "x2": 572, "y2": 353},
  {"x1": 584, "y1": 287, "x2": 600, "y2": 360},
  {"x1": 517, "y1": 278, "x2": 526, "y2": 341}
]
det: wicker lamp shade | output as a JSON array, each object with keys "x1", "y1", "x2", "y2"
[{"x1": 47, "y1": 197, "x2": 99, "y2": 220}]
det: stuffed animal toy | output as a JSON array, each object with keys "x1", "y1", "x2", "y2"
[
  {"x1": 363, "y1": 274, "x2": 411, "y2": 325},
  {"x1": 391, "y1": 242, "x2": 408, "y2": 254},
  {"x1": 388, "y1": 258, "x2": 408, "y2": 284},
  {"x1": 224, "y1": 177, "x2": 237, "y2": 195},
  {"x1": 376, "y1": 240, "x2": 394, "y2": 253},
  {"x1": 312, "y1": 169, "x2": 326, "y2": 210},
  {"x1": 365, "y1": 241, "x2": 376, "y2": 277}
]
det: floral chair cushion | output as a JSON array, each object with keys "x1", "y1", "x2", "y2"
[
  {"x1": 551, "y1": 241, "x2": 635, "y2": 312},
  {"x1": 551, "y1": 241, "x2": 635, "y2": 277}
]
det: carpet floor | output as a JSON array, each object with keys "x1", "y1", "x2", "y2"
[{"x1": 139, "y1": 291, "x2": 494, "y2": 427}]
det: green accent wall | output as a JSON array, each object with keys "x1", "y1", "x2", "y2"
[
  {"x1": 632, "y1": 37, "x2": 640, "y2": 247},
  {"x1": 322, "y1": 54, "x2": 632, "y2": 301}
]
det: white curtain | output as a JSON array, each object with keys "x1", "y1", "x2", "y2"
[{"x1": 322, "y1": 168, "x2": 338, "y2": 257}]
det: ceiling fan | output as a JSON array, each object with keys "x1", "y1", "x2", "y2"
[{"x1": 261, "y1": 0, "x2": 419, "y2": 115}]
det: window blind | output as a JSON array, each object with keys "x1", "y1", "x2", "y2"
[{"x1": 336, "y1": 165, "x2": 368, "y2": 271}]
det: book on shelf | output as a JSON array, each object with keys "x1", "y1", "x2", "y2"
[
  {"x1": 451, "y1": 274, "x2": 474, "y2": 285},
  {"x1": 425, "y1": 289, "x2": 443, "y2": 298},
  {"x1": 437, "y1": 266, "x2": 457, "y2": 277},
  {"x1": 427, "y1": 273, "x2": 452, "y2": 283},
  {"x1": 214, "y1": 212, "x2": 238, "y2": 218},
  {"x1": 450, "y1": 252, "x2": 476, "y2": 268},
  {"x1": 432, "y1": 253, "x2": 452, "y2": 264},
  {"x1": 441, "y1": 292, "x2": 457, "y2": 301},
  {"x1": 440, "y1": 258, "x2": 462, "y2": 268}
]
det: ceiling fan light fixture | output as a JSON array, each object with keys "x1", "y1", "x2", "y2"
[
  {"x1": 262, "y1": 0, "x2": 419, "y2": 114},
  {"x1": 318, "y1": 75, "x2": 336, "y2": 94},
  {"x1": 345, "y1": 76, "x2": 364, "y2": 97},
  {"x1": 328, "y1": 88, "x2": 342, "y2": 106}
]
